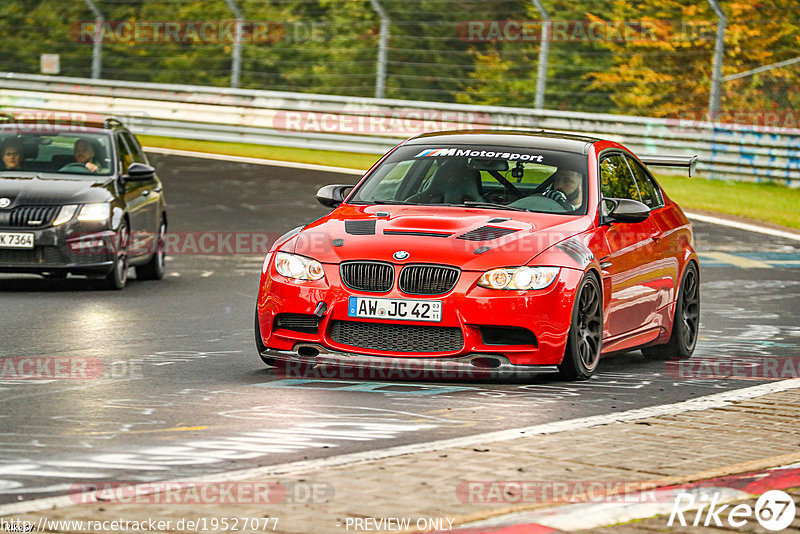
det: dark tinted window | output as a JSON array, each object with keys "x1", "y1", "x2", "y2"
[{"x1": 625, "y1": 155, "x2": 663, "y2": 208}]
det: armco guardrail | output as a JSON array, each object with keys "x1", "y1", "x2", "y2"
[{"x1": 1, "y1": 72, "x2": 798, "y2": 184}]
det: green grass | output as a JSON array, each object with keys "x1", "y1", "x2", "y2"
[
  {"x1": 656, "y1": 174, "x2": 800, "y2": 230},
  {"x1": 140, "y1": 135, "x2": 800, "y2": 230}
]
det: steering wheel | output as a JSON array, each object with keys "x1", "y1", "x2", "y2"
[
  {"x1": 58, "y1": 162, "x2": 94, "y2": 173},
  {"x1": 541, "y1": 189, "x2": 573, "y2": 210}
]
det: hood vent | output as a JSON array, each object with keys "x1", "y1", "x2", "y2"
[
  {"x1": 345, "y1": 220, "x2": 376, "y2": 235},
  {"x1": 384, "y1": 230, "x2": 453, "y2": 238},
  {"x1": 456, "y1": 226, "x2": 518, "y2": 241}
]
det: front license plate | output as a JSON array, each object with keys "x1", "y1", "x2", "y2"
[
  {"x1": 348, "y1": 297, "x2": 442, "y2": 322},
  {"x1": 0, "y1": 232, "x2": 34, "y2": 249}
]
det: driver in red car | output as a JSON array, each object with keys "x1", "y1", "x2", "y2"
[{"x1": 544, "y1": 169, "x2": 583, "y2": 210}]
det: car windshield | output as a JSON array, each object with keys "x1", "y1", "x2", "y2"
[
  {"x1": 0, "y1": 128, "x2": 114, "y2": 178},
  {"x1": 349, "y1": 144, "x2": 589, "y2": 215}
]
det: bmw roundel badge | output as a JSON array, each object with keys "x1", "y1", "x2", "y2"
[{"x1": 393, "y1": 250, "x2": 410, "y2": 261}]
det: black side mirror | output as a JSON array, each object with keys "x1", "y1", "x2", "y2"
[
  {"x1": 126, "y1": 162, "x2": 155, "y2": 181},
  {"x1": 316, "y1": 184, "x2": 353, "y2": 208},
  {"x1": 603, "y1": 198, "x2": 651, "y2": 224}
]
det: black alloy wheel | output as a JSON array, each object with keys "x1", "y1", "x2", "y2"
[{"x1": 558, "y1": 273, "x2": 603, "y2": 380}]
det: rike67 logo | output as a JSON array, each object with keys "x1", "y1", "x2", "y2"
[{"x1": 669, "y1": 490, "x2": 796, "y2": 531}]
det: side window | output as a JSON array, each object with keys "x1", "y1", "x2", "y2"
[
  {"x1": 625, "y1": 156, "x2": 663, "y2": 208},
  {"x1": 121, "y1": 132, "x2": 147, "y2": 164},
  {"x1": 116, "y1": 134, "x2": 133, "y2": 174},
  {"x1": 599, "y1": 154, "x2": 640, "y2": 201}
]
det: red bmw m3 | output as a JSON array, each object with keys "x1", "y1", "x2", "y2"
[{"x1": 255, "y1": 131, "x2": 700, "y2": 380}]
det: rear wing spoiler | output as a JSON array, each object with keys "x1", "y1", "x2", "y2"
[{"x1": 638, "y1": 155, "x2": 698, "y2": 177}]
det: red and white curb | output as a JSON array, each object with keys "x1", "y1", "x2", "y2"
[{"x1": 448, "y1": 465, "x2": 800, "y2": 533}]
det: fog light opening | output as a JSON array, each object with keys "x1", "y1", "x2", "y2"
[
  {"x1": 470, "y1": 357, "x2": 502, "y2": 369},
  {"x1": 297, "y1": 345, "x2": 320, "y2": 358}
]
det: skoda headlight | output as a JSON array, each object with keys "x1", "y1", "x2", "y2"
[
  {"x1": 274, "y1": 252, "x2": 325, "y2": 281},
  {"x1": 478, "y1": 266, "x2": 560, "y2": 290},
  {"x1": 77, "y1": 203, "x2": 110, "y2": 222},
  {"x1": 52, "y1": 205, "x2": 78, "y2": 226}
]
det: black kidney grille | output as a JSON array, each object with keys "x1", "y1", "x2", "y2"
[
  {"x1": 340, "y1": 261, "x2": 394, "y2": 292},
  {"x1": 399, "y1": 264, "x2": 460, "y2": 295},
  {"x1": 330, "y1": 320, "x2": 463, "y2": 353},
  {"x1": 456, "y1": 225, "x2": 518, "y2": 241},
  {"x1": 9, "y1": 206, "x2": 60, "y2": 228}
]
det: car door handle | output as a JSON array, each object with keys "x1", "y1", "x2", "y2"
[
  {"x1": 650, "y1": 232, "x2": 662, "y2": 241},
  {"x1": 141, "y1": 190, "x2": 150, "y2": 197},
  {"x1": 153, "y1": 186, "x2": 162, "y2": 193}
]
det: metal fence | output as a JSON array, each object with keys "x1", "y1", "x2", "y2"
[
  {"x1": 3, "y1": 1, "x2": 798, "y2": 118},
  {"x1": 1, "y1": 72, "x2": 798, "y2": 184}
]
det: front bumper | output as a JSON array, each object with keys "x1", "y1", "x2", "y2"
[
  {"x1": 0, "y1": 225, "x2": 116, "y2": 275},
  {"x1": 261, "y1": 345, "x2": 560, "y2": 379},
  {"x1": 257, "y1": 257, "x2": 584, "y2": 366}
]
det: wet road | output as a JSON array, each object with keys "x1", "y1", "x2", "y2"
[{"x1": 1, "y1": 154, "x2": 799, "y2": 505}]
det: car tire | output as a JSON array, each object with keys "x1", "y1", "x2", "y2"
[
  {"x1": 642, "y1": 262, "x2": 699, "y2": 360},
  {"x1": 558, "y1": 273, "x2": 603, "y2": 381},
  {"x1": 255, "y1": 308, "x2": 276, "y2": 366},
  {"x1": 97, "y1": 220, "x2": 129, "y2": 290},
  {"x1": 136, "y1": 217, "x2": 166, "y2": 280}
]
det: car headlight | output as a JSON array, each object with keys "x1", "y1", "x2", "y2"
[
  {"x1": 77, "y1": 203, "x2": 110, "y2": 222},
  {"x1": 52, "y1": 205, "x2": 78, "y2": 226},
  {"x1": 274, "y1": 252, "x2": 325, "y2": 281},
  {"x1": 477, "y1": 266, "x2": 560, "y2": 290}
]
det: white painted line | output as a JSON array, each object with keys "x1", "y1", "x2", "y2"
[
  {"x1": 686, "y1": 212, "x2": 800, "y2": 242},
  {"x1": 143, "y1": 146, "x2": 367, "y2": 176},
  {"x1": 3, "y1": 378, "x2": 799, "y2": 516}
]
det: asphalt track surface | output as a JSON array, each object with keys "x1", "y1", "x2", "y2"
[{"x1": 1, "y1": 154, "x2": 799, "y2": 505}]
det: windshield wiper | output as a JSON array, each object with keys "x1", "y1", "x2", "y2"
[{"x1": 461, "y1": 201, "x2": 529, "y2": 212}]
